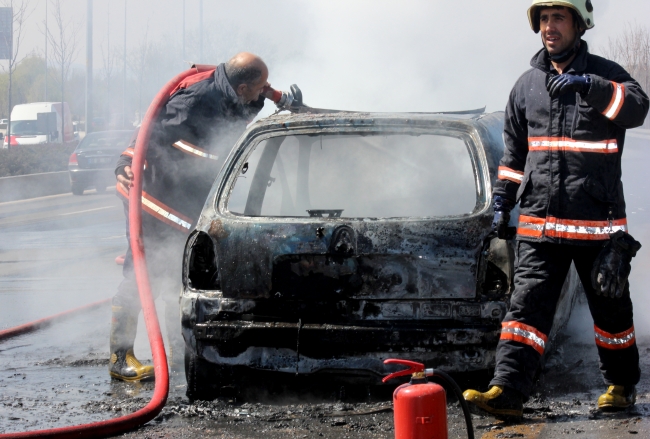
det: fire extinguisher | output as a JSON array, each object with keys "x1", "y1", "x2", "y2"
[{"x1": 383, "y1": 359, "x2": 475, "y2": 439}]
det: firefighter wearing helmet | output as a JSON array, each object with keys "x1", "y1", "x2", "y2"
[{"x1": 463, "y1": 0, "x2": 648, "y2": 418}]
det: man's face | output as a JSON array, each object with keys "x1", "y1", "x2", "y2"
[
  {"x1": 237, "y1": 68, "x2": 270, "y2": 104},
  {"x1": 539, "y1": 7, "x2": 579, "y2": 55}
]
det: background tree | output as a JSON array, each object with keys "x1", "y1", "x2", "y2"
[
  {"x1": 1, "y1": 0, "x2": 33, "y2": 142},
  {"x1": 127, "y1": 23, "x2": 151, "y2": 123},
  {"x1": 601, "y1": 23, "x2": 650, "y2": 126},
  {"x1": 46, "y1": 0, "x2": 79, "y2": 142}
]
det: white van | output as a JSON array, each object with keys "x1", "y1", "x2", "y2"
[{"x1": 3, "y1": 102, "x2": 74, "y2": 147}]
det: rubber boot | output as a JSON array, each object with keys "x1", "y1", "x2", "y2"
[
  {"x1": 109, "y1": 306, "x2": 154, "y2": 382},
  {"x1": 597, "y1": 385, "x2": 636, "y2": 411},
  {"x1": 463, "y1": 385, "x2": 524, "y2": 419}
]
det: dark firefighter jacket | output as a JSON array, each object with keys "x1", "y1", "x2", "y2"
[
  {"x1": 115, "y1": 63, "x2": 265, "y2": 236},
  {"x1": 494, "y1": 41, "x2": 649, "y2": 245}
]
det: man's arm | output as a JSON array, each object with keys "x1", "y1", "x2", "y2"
[
  {"x1": 582, "y1": 63, "x2": 650, "y2": 129},
  {"x1": 494, "y1": 84, "x2": 529, "y2": 204}
]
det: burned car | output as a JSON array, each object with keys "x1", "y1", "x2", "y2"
[{"x1": 180, "y1": 110, "x2": 579, "y2": 400}]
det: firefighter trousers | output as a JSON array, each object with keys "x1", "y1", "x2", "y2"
[
  {"x1": 490, "y1": 240, "x2": 640, "y2": 399},
  {"x1": 111, "y1": 203, "x2": 187, "y2": 363}
]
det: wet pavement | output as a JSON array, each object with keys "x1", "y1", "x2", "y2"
[{"x1": 1, "y1": 130, "x2": 650, "y2": 438}]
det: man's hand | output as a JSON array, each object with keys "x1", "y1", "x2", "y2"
[
  {"x1": 546, "y1": 73, "x2": 591, "y2": 99},
  {"x1": 117, "y1": 166, "x2": 133, "y2": 195}
]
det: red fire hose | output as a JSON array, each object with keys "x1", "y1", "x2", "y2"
[
  {"x1": 0, "y1": 66, "x2": 206, "y2": 438},
  {"x1": 0, "y1": 299, "x2": 111, "y2": 342}
]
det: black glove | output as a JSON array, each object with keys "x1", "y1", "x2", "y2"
[
  {"x1": 591, "y1": 230, "x2": 642, "y2": 298},
  {"x1": 546, "y1": 73, "x2": 591, "y2": 99},
  {"x1": 492, "y1": 196, "x2": 516, "y2": 240}
]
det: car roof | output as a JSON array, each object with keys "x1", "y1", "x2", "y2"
[{"x1": 247, "y1": 109, "x2": 503, "y2": 139}]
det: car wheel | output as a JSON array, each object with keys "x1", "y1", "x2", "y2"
[
  {"x1": 185, "y1": 345, "x2": 222, "y2": 402},
  {"x1": 71, "y1": 184, "x2": 84, "y2": 195},
  {"x1": 95, "y1": 184, "x2": 107, "y2": 194}
]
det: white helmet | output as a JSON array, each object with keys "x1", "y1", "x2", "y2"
[{"x1": 528, "y1": 0, "x2": 595, "y2": 34}]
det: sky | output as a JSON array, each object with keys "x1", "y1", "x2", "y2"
[{"x1": 10, "y1": 0, "x2": 650, "y2": 116}]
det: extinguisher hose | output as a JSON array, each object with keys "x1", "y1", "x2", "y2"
[{"x1": 429, "y1": 370, "x2": 475, "y2": 439}]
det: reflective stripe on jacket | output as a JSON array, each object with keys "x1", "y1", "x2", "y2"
[{"x1": 494, "y1": 41, "x2": 649, "y2": 244}]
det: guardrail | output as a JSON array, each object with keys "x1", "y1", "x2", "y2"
[{"x1": 0, "y1": 171, "x2": 70, "y2": 203}]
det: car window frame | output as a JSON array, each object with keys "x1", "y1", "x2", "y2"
[{"x1": 216, "y1": 123, "x2": 491, "y2": 223}]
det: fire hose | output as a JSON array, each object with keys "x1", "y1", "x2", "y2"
[
  {"x1": 0, "y1": 66, "x2": 208, "y2": 439},
  {"x1": 0, "y1": 299, "x2": 112, "y2": 343},
  {"x1": 0, "y1": 66, "x2": 299, "y2": 438}
]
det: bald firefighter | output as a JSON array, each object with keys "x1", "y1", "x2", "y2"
[
  {"x1": 109, "y1": 53, "x2": 295, "y2": 381},
  {"x1": 463, "y1": 1, "x2": 648, "y2": 418}
]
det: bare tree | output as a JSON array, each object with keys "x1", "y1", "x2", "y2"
[
  {"x1": 127, "y1": 23, "x2": 150, "y2": 123},
  {"x1": 602, "y1": 23, "x2": 650, "y2": 124},
  {"x1": 47, "y1": 0, "x2": 80, "y2": 142},
  {"x1": 100, "y1": 5, "x2": 116, "y2": 125},
  {"x1": 100, "y1": 42, "x2": 117, "y2": 123},
  {"x1": 1, "y1": 0, "x2": 34, "y2": 144}
]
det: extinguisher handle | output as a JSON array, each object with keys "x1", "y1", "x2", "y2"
[{"x1": 382, "y1": 359, "x2": 424, "y2": 383}]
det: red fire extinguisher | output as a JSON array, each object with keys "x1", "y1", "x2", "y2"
[{"x1": 383, "y1": 359, "x2": 475, "y2": 439}]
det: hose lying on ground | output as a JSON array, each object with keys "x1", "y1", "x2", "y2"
[
  {"x1": 0, "y1": 299, "x2": 111, "y2": 342},
  {"x1": 0, "y1": 66, "x2": 207, "y2": 439}
]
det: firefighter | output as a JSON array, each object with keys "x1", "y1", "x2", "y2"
[
  {"x1": 463, "y1": 0, "x2": 648, "y2": 418},
  {"x1": 109, "y1": 52, "x2": 293, "y2": 381}
]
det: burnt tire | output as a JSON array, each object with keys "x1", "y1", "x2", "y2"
[
  {"x1": 71, "y1": 183, "x2": 84, "y2": 195},
  {"x1": 185, "y1": 345, "x2": 221, "y2": 402}
]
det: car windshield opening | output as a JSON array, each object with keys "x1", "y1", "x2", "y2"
[
  {"x1": 228, "y1": 132, "x2": 478, "y2": 219},
  {"x1": 10, "y1": 120, "x2": 47, "y2": 135}
]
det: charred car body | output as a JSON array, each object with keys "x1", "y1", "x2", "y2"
[{"x1": 180, "y1": 110, "x2": 579, "y2": 400}]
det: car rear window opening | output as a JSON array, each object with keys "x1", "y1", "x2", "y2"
[{"x1": 228, "y1": 133, "x2": 477, "y2": 219}]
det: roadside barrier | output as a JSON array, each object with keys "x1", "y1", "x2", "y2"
[{"x1": 0, "y1": 171, "x2": 70, "y2": 203}]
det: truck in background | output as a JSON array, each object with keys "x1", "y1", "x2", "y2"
[{"x1": 3, "y1": 102, "x2": 74, "y2": 148}]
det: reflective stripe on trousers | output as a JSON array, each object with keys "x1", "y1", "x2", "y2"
[
  {"x1": 500, "y1": 321, "x2": 548, "y2": 355},
  {"x1": 595, "y1": 325, "x2": 636, "y2": 350}
]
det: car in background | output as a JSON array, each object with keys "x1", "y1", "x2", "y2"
[
  {"x1": 68, "y1": 130, "x2": 134, "y2": 195},
  {"x1": 180, "y1": 110, "x2": 581, "y2": 400},
  {"x1": 4, "y1": 102, "x2": 74, "y2": 147}
]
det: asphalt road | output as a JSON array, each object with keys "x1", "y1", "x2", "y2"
[{"x1": 1, "y1": 130, "x2": 650, "y2": 438}]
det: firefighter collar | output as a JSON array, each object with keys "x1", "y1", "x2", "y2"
[{"x1": 530, "y1": 39, "x2": 589, "y2": 74}]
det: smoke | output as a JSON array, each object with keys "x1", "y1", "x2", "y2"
[{"x1": 12, "y1": 0, "x2": 650, "y2": 123}]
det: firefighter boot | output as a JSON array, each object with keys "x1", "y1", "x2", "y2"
[
  {"x1": 109, "y1": 306, "x2": 154, "y2": 382},
  {"x1": 597, "y1": 385, "x2": 636, "y2": 411},
  {"x1": 463, "y1": 385, "x2": 524, "y2": 419}
]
